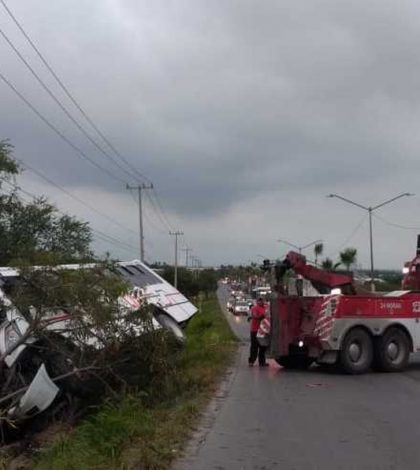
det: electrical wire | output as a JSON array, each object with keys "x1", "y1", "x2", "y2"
[
  {"x1": 0, "y1": 35, "x2": 179, "y2": 240},
  {"x1": 19, "y1": 159, "x2": 138, "y2": 236},
  {"x1": 0, "y1": 178, "x2": 138, "y2": 255},
  {"x1": 326, "y1": 213, "x2": 367, "y2": 259},
  {"x1": 91, "y1": 229, "x2": 138, "y2": 255},
  {"x1": 151, "y1": 188, "x2": 177, "y2": 230},
  {"x1": 150, "y1": 189, "x2": 187, "y2": 247},
  {"x1": 143, "y1": 204, "x2": 170, "y2": 236},
  {"x1": 141, "y1": 192, "x2": 171, "y2": 235},
  {"x1": 0, "y1": 0, "x2": 152, "y2": 185},
  {"x1": 373, "y1": 213, "x2": 420, "y2": 231},
  {"x1": 0, "y1": 1, "x2": 186, "y2": 250},
  {"x1": 144, "y1": 190, "x2": 172, "y2": 231},
  {"x1": 0, "y1": 69, "x2": 126, "y2": 184},
  {"x1": 0, "y1": 26, "x2": 139, "y2": 184}
]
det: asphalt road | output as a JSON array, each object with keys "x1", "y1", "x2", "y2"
[{"x1": 175, "y1": 286, "x2": 420, "y2": 470}]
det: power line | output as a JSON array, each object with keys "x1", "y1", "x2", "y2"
[
  {"x1": 0, "y1": 1, "x2": 181, "y2": 240},
  {"x1": 326, "y1": 213, "x2": 367, "y2": 259},
  {"x1": 0, "y1": 177, "x2": 138, "y2": 255},
  {"x1": 133, "y1": 188, "x2": 167, "y2": 235},
  {"x1": 144, "y1": 190, "x2": 172, "y2": 232},
  {"x1": 90, "y1": 229, "x2": 138, "y2": 255},
  {"x1": 0, "y1": 0, "x2": 152, "y2": 185},
  {"x1": 0, "y1": 84, "x2": 170, "y2": 259},
  {"x1": 151, "y1": 188, "x2": 176, "y2": 231},
  {"x1": 373, "y1": 213, "x2": 420, "y2": 231},
  {"x1": 0, "y1": 69, "x2": 126, "y2": 184},
  {"x1": 142, "y1": 198, "x2": 170, "y2": 236},
  {"x1": 0, "y1": 1, "x2": 184, "y2": 251},
  {"x1": 19, "y1": 158, "x2": 138, "y2": 236},
  {"x1": 0, "y1": 25, "x2": 139, "y2": 184}
]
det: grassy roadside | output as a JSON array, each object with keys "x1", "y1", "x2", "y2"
[{"x1": 31, "y1": 295, "x2": 237, "y2": 470}]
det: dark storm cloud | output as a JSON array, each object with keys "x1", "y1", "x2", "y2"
[{"x1": 2, "y1": 0, "x2": 420, "y2": 265}]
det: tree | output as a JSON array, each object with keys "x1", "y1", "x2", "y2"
[
  {"x1": 0, "y1": 140, "x2": 19, "y2": 178},
  {"x1": 339, "y1": 247, "x2": 357, "y2": 271},
  {"x1": 0, "y1": 142, "x2": 92, "y2": 265},
  {"x1": 314, "y1": 243, "x2": 324, "y2": 265},
  {"x1": 160, "y1": 266, "x2": 199, "y2": 298},
  {"x1": 321, "y1": 258, "x2": 333, "y2": 270},
  {"x1": 321, "y1": 257, "x2": 341, "y2": 271},
  {"x1": 198, "y1": 268, "x2": 218, "y2": 298}
]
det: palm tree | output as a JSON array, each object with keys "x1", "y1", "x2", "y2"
[
  {"x1": 322, "y1": 257, "x2": 334, "y2": 270},
  {"x1": 339, "y1": 247, "x2": 357, "y2": 271},
  {"x1": 314, "y1": 243, "x2": 324, "y2": 265},
  {"x1": 321, "y1": 257, "x2": 342, "y2": 271}
]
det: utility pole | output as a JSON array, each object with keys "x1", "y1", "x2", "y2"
[
  {"x1": 181, "y1": 247, "x2": 192, "y2": 267},
  {"x1": 169, "y1": 231, "x2": 183, "y2": 288},
  {"x1": 191, "y1": 256, "x2": 201, "y2": 279},
  {"x1": 126, "y1": 183, "x2": 153, "y2": 262}
]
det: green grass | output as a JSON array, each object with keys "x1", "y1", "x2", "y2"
[{"x1": 32, "y1": 296, "x2": 237, "y2": 470}]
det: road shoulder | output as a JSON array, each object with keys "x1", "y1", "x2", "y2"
[{"x1": 173, "y1": 345, "x2": 244, "y2": 469}]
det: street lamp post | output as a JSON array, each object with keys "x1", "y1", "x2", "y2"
[
  {"x1": 327, "y1": 193, "x2": 414, "y2": 291},
  {"x1": 277, "y1": 239, "x2": 323, "y2": 254}
]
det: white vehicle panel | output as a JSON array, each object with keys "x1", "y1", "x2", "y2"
[
  {"x1": 118, "y1": 260, "x2": 197, "y2": 323},
  {"x1": 10, "y1": 364, "x2": 59, "y2": 418}
]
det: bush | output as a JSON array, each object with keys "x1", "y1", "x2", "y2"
[{"x1": 0, "y1": 264, "x2": 181, "y2": 441}]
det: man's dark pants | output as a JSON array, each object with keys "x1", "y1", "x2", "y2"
[{"x1": 249, "y1": 331, "x2": 267, "y2": 365}]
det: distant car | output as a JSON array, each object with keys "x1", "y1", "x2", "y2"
[
  {"x1": 233, "y1": 300, "x2": 251, "y2": 316},
  {"x1": 251, "y1": 286, "x2": 271, "y2": 301},
  {"x1": 244, "y1": 298, "x2": 254, "y2": 308}
]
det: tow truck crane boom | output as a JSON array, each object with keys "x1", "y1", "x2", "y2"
[{"x1": 274, "y1": 251, "x2": 355, "y2": 294}]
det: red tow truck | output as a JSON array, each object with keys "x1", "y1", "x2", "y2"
[{"x1": 268, "y1": 236, "x2": 420, "y2": 374}]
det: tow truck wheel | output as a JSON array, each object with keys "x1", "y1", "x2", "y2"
[
  {"x1": 339, "y1": 328, "x2": 373, "y2": 374},
  {"x1": 376, "y1": 328, "x2": 410, "y2": 372}
]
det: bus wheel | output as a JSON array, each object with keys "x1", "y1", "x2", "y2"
[
  {"x1": 339, "y1": 328, "x2": 373, "y2": 374},
  {"x1": 376, "y1": 328, "x2": 410, "y2": 372},
  {"x1": 154, "y1": 311, "x2": 186, "y2": 345}
]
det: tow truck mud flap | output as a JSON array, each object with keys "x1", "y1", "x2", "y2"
[{"x1": 9, "y1": 364, "x2": 59, "y2": 418}]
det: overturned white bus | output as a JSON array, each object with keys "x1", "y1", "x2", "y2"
[{"x1": 0, "y1": 260, "x2": 197, "y2": 422}]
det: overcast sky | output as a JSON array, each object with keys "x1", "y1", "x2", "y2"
[{"x1": 1, "y1": 0, "x2": 420, "y2": 268}]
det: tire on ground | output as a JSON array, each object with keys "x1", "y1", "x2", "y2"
[
  {"x1": 375, "y1": 327, "x2": 410, "y2": 372},
  {"x1": 339, "y1": 327, "x2": 373, "y2": 374},
  {"x1": 154, "y1": 311, "x2": 186, "y2": 344}
]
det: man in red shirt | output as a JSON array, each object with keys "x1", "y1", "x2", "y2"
[{"x1": 248, "y1": 297, "x2": 268, "y2": 366}]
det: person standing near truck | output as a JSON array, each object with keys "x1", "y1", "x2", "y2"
[{"x1": 248, "y1": 297, "x2": 268, "y2": 367}]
